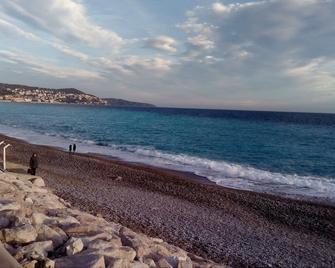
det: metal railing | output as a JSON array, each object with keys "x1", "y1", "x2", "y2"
[{"x1": 0, "y1": 141, "x2": 11, "y2": 171}]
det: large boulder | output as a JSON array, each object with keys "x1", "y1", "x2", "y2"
[
  {"x1": 31, "y1": 212, "x2": 50, "y2": 225},
  {"x1": 3, "y1": 224, "x2": 37, "y2": 244},
  {"x1": 63, "y1": 224, "x2": 104, "y2": 235},
  {"x1": 28, "y1": 177, "x2": 45, "y2": 187},
  {"x1": 177, "y1": 258, "x2": 193, "y2": 268},
  {"x1": 19, "y1": 240, "x2": 53, "y2": 260},
  {"x1": 88, "y1": 239, "x2": 120, "y2": 250},
  {"x1": 65, "y1": 237, "x2": 84, "y2": 256},
  {"x1": 55, "y1": 253, "x2": 105, "y2": 268},
  {"x1": 0, "y1": 216, "x2": 10, "y2": 228},
  {"x1": 76, "y1": 233, "x2": 122, "y2": 249},
  {"x1": 106, "y1": 258, "x2": 130, "y2": 268},
  {"x1": 157, "y1": 258, "x2": 173, "y2": 268},
  {"x1": 89, "y1": 246, "x2": 136, "y2": 262},
  {"x1": 27, "y1": 193, "x2": 65, "y2": 210},
  {"x1": 36, "y1": 224, "x2": 68, "y2": 247},
  {"x1": 130, "y1": 261, "x2": 150, "y2": 268},
  {"x1": 0, "y1": 200, "x2": 20, "y2": 212}
]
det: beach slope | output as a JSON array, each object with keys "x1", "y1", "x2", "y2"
[{"x1": 2, "y1": 134, "x2": 335, "y2": 267}]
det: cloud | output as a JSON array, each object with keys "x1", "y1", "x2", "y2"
[
  {"x1": 0, "y1": 0, "x2": 124, "y2": 49},
  {"x1": 0, "y1": 49, "x2": 102, "y2": 79},
  {"x1": 146, "y1": 36, "x2": 177, "y2": 53},
  {"x1": 0, "y1": 17, "x2": 40, "y2": 41},
  {"x1": 51, "y1": 43, "x2": 89, "y2": 61},
  {"x1": 286, "y1": 58, "x2": 335, "y2": 91},
  {"x1": 187, "y1": 35, "x2": 214, "y2": 50},
  {"x1": 1, "y1": 0, "x2": 335, "y2": 111},
  {"x1": 123, "y1": 56, "x2": 173, "y2": 72},
  {"x1": 212, "y1": 1, "x2": 265, "y2": 15},
  {"x1": 181, "y1": 0, "x2": 335, "y2": 85}
]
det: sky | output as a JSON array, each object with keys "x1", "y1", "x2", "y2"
[{"x1": 0, "y1": 0, "x2": 335, "y2": 112}]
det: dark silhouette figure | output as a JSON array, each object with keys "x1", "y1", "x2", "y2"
[
  {"x1": 69, "y1": 144, "x2": 72, "y2": 153},
  {"x1": 73, "y1": 143, "x2": 76, "y2": 153},
  {"x1": 29, "y1": 153, "x2": 38, "y2": 175}
]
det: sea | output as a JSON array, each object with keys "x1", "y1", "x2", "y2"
[{"x1": 0, "y1": 102, "x2": 334, "y2": 202}]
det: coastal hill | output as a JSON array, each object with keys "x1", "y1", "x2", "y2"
[
  {"x1": 103, "y1": 98, "x2": 155, "y2": 108},
  {"x1": 0, "y1": 83, "x2": 155, "y2": 107}
]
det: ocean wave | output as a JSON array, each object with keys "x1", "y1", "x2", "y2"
[
  {"x1": 0, "y1": 123, "x2": 334, "y2": 201},
  {"x1": 104, "y1": 144, "x2": 335, "y2": 199}
]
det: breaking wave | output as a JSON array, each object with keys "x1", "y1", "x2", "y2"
[{"x1": 0, "y1": 123, "x2": 334, "y2": 202}]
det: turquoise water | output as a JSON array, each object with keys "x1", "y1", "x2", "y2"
[{"x1": 0, "y1": 102, "x2": 334, "y2": 201}]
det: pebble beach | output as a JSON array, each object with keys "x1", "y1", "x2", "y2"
[{"x1": 2, "y1": 133, "x2": 335, "y2": 267}]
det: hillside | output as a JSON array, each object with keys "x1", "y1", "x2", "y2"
[
  {"x1": 0, "y1": 83, "x2": 155, "y2": 107},
  {"x1": 103, "y1": 98, "x2": 155, "y2": 107}
]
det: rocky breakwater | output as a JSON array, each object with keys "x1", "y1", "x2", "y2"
[{"x1": 0, "y1": 172, "x2": 225, "y2": 268}]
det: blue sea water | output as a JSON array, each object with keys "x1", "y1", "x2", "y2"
[{"x1": 0, "y1": 102, "x2": 334, "y2": 201}]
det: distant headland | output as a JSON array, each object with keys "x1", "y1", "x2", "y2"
[{"x1": 0, "y1": 82, "x2": 155, "y2": 107}]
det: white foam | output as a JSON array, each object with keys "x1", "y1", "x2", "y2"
[{"x1": 0, "y1": 123, "x2": 334, "y2": 201}]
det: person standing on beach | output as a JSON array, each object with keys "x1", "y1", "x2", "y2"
[
  {"x1": 73, "y1": 143, "x2": 76, "y2": 153},
  {"x1": 69, "y1": 144, "x2": 72, "y2": 153},
  {"x1": 29, "y1": 153, "x2": 38, "y2": 175}
]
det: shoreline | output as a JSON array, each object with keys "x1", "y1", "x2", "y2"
[
  {"x1": 1, "y1": 128, "x2": 333, "y2": 206},
  {"x1": 1, "y1": 133, "x2": 335, "y2": 267}
]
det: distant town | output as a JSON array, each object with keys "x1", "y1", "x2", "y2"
[{"x1": 0, "y1": 83, "x2": 155, "y2": 107}]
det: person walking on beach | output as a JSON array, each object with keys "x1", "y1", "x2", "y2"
[
  {"x1": 69, "y1": 144, "x2": 72, "y2": 153},
  {"x1": 73, "y1": 143, "x2": 76, "y2": 153},
  {"x1": 29, "y1": 153, "x2": 38, "y2": 175}
]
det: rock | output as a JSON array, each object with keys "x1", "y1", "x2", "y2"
[
  {"x1": 130, "y1": 261, "x2": 150, "y2": 268},
  {"x1": 106, "y1": 258, "x2": 130, "y2": 268},
  {"x1": 152, "y1": 238, "x2": 163, "y2": 244},
  {"x1": 44, "y1": 258, "x2": 55, "y2": 268},
  {"x1": 90, "y1": 246, "x2": 136, "y2": 262},
  {"x1": 143, "y1": 258, "x2": 156, "y2": 268},
  {"x1": 3, "y1": 242, "x2": 16, "y2": 255},
  {"x1": 77, "y1": 233, "x2": 121, "y2": 247},
  {"x1": 32, "y1": 212, "x2": 49, "y2": 225},
  {"x1": 164, "y1": 256, "x2": 180, "y2": 268},
  {"x1": 56, "y1": 216, "x2": 80, "y2": 228},
  {"x1": 32, "y1": 212, "x2": 78, "y2": 227},
  {"x1": 132, "y1": 242, "x2": 149, "y2": 258},
  {"x1": 29, "y1": 177, "x2": 45, "y2": 187},
  {"x1": 0, "y1": 200, "x2": 20, "y2": 211},
  {"x1": 148, "y1": 244, "x2": 171, "y2": 260},
  {"x1": 19, "y1": 240, "x2": 54, "y2": 260},
  {"x1": 63, "y1": 224, "x2": 103, "y2": 235},
  {"x1": 14, "y1": 216, "x2": 32, "y2": 227},
  {"x1": 0, "y1": 216, "x2": 10, "y2": 228},
  {"x1": 177, "y1": 258, "x2": 193, "y2": 268},
  {"x1": 55, "y1": 253, "x2": 105, "y2": 268},
  {"x1": 149, "y1": 244, "x2": 188, "y2": 263},
  {"x1": 65, "y1": 237, "x2": 84, "y2": 256},
  {"x1": 13, "y1": 250, "x2": 24, "y2": 262},
  {"x1": 120, "y1": 228, "x2": 150, "y2": 258},
  {"x1": 4, "y1": 224, "x2": 38, "y2": 244},
  {"x1": 31, "y1": 187, "x2": 48, "y2": 194},
  {"x1": 28, "y1": 193, "x2": 65, "y2": 210},
  {"x1": 24, "y1": 197, "x2": 34, "y2": 204},
  {"x1": 36, "y1": 224, "x2": 67, "y2": 247},
  {"x1": 0, "y1": 230, "x2": 4, "y2": 242},
  {"x1": 22, "y1": 260, "x2": 38, "y2": 268},
  {"x1": 88, "y1": 239, "x2": 118, "y2": 250},
  {"x1": 157, "y1": 258, "x2": 173, "y2": 268},
  {"x1": 58, "y1": 198, "x2": 71, "y2": 208}
]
